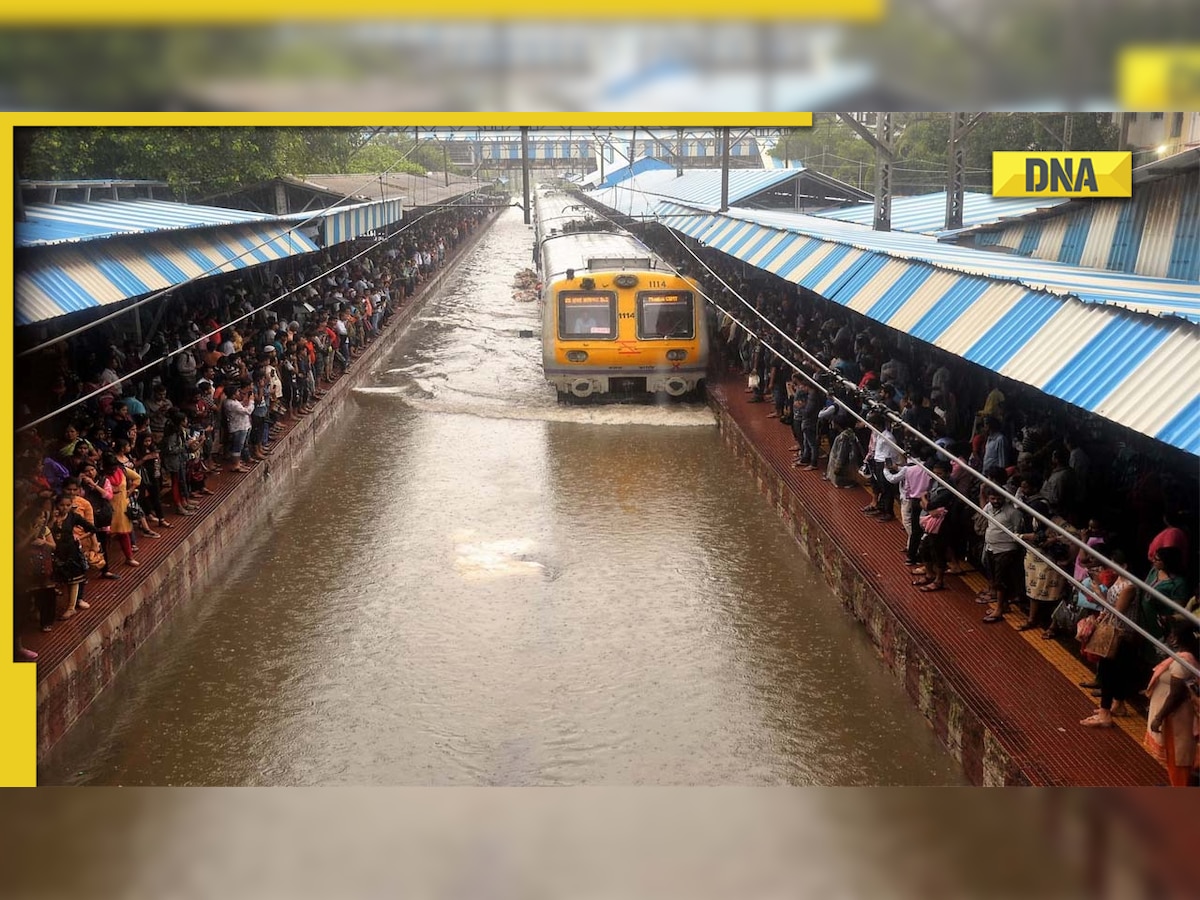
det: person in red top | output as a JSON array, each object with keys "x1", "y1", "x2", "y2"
[{"x1": 1147, "y1": 509, "x2": 1190, "y2": 565}]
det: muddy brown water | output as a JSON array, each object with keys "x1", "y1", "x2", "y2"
[{"x1": 38, "y1": 209, "x2": 965, "y2": 786}]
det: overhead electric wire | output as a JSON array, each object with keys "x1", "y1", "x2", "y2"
[
  {"x1": 18, "y1": 140, "x2": 449, "y2": 361},
  {"x1": 566, "y1": 200, "x2": 1200, "y2": 679},
  {"x1": 16, "y1": 200, "x2": 465, "y2": 437}
]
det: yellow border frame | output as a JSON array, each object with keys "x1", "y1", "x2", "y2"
[
  {"x1": 3, "y1": 113, "x2": 812, "y2": 786},
  {"x1": 0, "y1": 2, "x2": 884, "y2": 24}
]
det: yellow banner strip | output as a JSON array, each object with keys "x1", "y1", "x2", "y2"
[
  {"x1": 8, "y1": 113, "x2": 814, "y2": 128},
  {"x1": 0, "y1": 1, "x2": 884, "y2": 24}
]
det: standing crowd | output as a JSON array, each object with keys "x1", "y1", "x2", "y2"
[
  {"x1": 650, "y1": 226, "x2": 1200, "y2": 787},
  {"x1": 14, "y1": 202, "x2": 497, "y2": 662}
]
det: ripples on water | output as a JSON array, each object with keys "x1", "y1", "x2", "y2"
[{"x1": 38, "y1": 207, "x2": 963, "y2": 786}]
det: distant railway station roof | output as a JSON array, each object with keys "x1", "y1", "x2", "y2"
[
  {"x1": 588, "y1": 166, "x2": 870, "y2": 219},
  {"x1": 810, "y1": 192, "x2": 1070, "y2": 238},
  {"x1": 287, "y1": 172, "x2": 486, "y2": 208},
  {"x1": 587, "y1": 184, "x2": 1200, "y2": 455}
]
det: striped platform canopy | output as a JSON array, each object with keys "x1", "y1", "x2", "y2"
[{"x1": 644, "y1": 200, "x2": 1200, "y2": 456}]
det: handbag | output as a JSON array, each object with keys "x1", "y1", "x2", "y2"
[
  {"x1": 919, "y1": 507, "x2": 947, "y2": 535},
  {"x1": 747, "y1": 373, "x2": 761, "y2": 390},
  {"x1": 126, "y1": 490, "x2": 145, "y2": 522},
  {"x1": 1084, "y1": 615, "x2": 1121, "y2": 660},
  {"x1": 1051, "y1": 599, "x2": 1082, "y2": 635},
  {"x1": 53, "y1": 541, "x2": 88, "y2": 582},
  {"x1": 1075, "y1": 614, "x2": 1097, "y2": 645}
]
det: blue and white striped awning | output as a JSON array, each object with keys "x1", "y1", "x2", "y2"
[
  {"x1": 320, "y1": 199, "x2": 404, "y2": 246},
  {"x1": 811, "y1": 192, "x2": 1070, "y2": 238},
  {"x1": 17, "y1": 199, "x2": 288, "y2": 248},
  {"x1": 17, "y1": 223, "x2": 319, "y2": 327},
  {"x1": 657, "y1": 203, "x2": 1200, "y2": 323},
  {"x1": 646, "y1": 201, "x2": 1200, "y2": 456}
]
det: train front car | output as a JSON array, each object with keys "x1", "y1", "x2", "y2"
[{"x1": 535, "y1": 196, "x2": 709, "y2": 402}]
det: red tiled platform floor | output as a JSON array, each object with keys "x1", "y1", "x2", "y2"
[{"x1": 711, "y1": 371, "x2": 1167, "y2": 787}]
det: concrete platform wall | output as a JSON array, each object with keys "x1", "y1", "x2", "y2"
[{"x1": 36, "y1": 216, "x2": 499, "y2": 760}]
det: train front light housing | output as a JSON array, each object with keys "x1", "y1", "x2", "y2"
[
  {"x1": 613, "y1": 274, "x2": 639, "y2": 288},
  {"x1": 666, "y1": 350, "x2": 688, "y2": 361},
  {"x1": 566, "y1": 351, "x2": 589, "y2": 362}
]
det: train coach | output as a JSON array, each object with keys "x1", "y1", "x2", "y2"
[{"x1": 534, "y1": 190, "x2": 709, "y2": 402}]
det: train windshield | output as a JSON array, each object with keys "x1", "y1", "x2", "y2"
[
  {"x1": 559, "y1": 291, "x2": 616, "y2": 339},
  {"x1": 637, "y1": 291, "x2": 695, "y2": 339}
]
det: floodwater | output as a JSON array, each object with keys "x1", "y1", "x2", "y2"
[{"x1": 38, "y1": 208, "x2": 965, "y2": 786}]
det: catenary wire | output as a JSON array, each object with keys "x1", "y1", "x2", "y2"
[
  {"x1": 18, "y1": 139, "x2": 454, "y2": 360},
  {"x1": 17, "y1": 200, "x2": 471, "y2": 436},
  {"x1": 549, "y1": 202, "x2": 1200, "y2": 678}
]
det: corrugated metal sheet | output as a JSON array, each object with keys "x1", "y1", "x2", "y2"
[
  {"x1": 590, "y1": 167, "x2": 830, "y2": 217},
  {"x1": 323, "y1": 199, "x2": 403, "y2": 246},
  {"x1": 17, "y1": 199, "x2": 283, "y2": 247},
  {"x1": 16, "y1": 223, "x2": 319, "y2": 326},
  {"x1": 599, "y1": 156, "x2": 674, "y2": 188},
  {"x1": 1167, "y1": 178, "x2": 1200, "y2": 281},
  {"x1": 813, "y1": 192, "x2": 1069, "y2": 236},
  {"x1": 1057, "y1": 203, "x2": 1094, "y2": 266},
  {"x1": 962, "y1": 169, "x2": 1198, "y2": 281},
  {"x1": 1079, "y1": 202, "x2": 1122, "y2": 271},
  {"x1": 677, "y1": 207, "x2": 1200, "y2": 322},
  {"x1": 589, "y1": 192, "x2": 1200, "y2": 455},
  {"x1": 1136, "y1": 177, "x2": 1185, "y2": 279}
]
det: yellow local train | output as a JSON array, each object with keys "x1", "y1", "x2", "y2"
[{"x1": 534, "y1": 189, "x2": 709, "y2": 402}]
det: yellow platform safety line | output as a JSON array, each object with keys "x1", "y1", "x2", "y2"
[
  {"x1": 785, "y1": 414, "x2": 1155, "y2": 771},
  {"x1": 954, "y1": 566, "x2": 1152, "y2": 756}
]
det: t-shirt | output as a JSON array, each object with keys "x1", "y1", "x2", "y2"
[{"x1": 983, "y1": 501, "x2": 1023, "y2": 553}]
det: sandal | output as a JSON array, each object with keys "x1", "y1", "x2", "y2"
[
  {"x1": 918, "y1": 582, "x2": 944, "y2": 592},
  {"x1": 1015, "y1": 622, "x2": 1038, "y2": 632},
  {"x1": 1080, "y1": 714, "x2": 1113, "y2": 728},
  {"x1": 911, "y1": 577, "x2": 933, "y2": 587},
  {"x1": 159, "y1": 520, "x2": 175, "y2": 528},
  {"x1": 981, "y1": 613, "x2": 1005, "y2": 624}
]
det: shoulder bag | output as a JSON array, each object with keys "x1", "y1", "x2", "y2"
[{"x1": 1084, "y1": 614, "x2": 1121, "y2": 660}]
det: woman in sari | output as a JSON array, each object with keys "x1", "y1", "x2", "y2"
[{"x1": 1144, "y1": 617, "x2": 1199, "y2": 786}]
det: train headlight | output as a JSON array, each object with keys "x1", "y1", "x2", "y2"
[
  {"x1": 566, "y1": 351, "x2": 589, "y2": 362},
  {"x1": 666, "y1": 350, "x2": 688, "y2": 361},
  {"x1": 613, "y1": 274, "x2": 639, "y2": 288}
]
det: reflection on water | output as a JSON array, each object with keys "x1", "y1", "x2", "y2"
[{"x1": 38, "y1": 208, "x2": 963, "y2": 786}]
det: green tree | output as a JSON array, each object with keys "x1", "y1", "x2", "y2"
[
  {"x1": 770, "y1": 114, "x2": 877, "y2": 191},
  {"x1": 774, "y1": 113, "x2": 1119, "y2": 196},
  {"x1": 17, "y1": 126, "x2": 392, "y2": 196}
]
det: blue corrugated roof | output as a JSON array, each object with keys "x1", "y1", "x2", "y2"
[
  {"x1": 17, "y1": 199, "x2": 281, "y2": 248},
  {"x1": 15, "y1": 196, "x2": 408, "y2": 326},
  {"x1": 631, "y1": 199, "x2": 1200, "y2": 456},
  {"x1": 17, "y1": 222, "x2": 320, "y2": 326},
  {"x1": 315, "y1": 199, "x2": 405, "y2": 245},
  {"x1": 949, "y1": 152, "x2": 1200, "y2": 281},
  {"x1": 658, "y1": 203, "x2": 1200, "y2": 323},
  {"x1": 812, "y1": 192, "x2": 1069, "y2": 237},
  {"x1": 599, "y1": 156, "x2": 674, "y2": 188}
]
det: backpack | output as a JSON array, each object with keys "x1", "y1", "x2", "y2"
[{"x1": 42, "y1": 457, "x2": 71, "y2": 493}]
